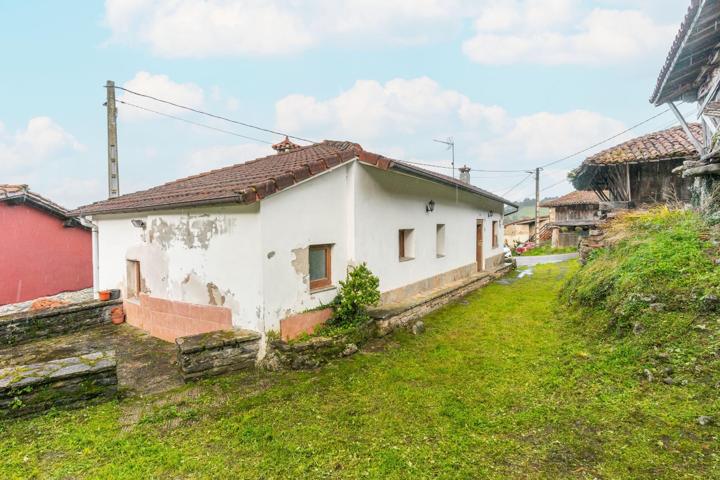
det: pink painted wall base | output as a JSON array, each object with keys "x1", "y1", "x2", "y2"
[
  {"x1": 280, "y1": 308, "x2": 333, "y2": 341},
  {"x1": 124, "y1": 294, "x2": 233, "y2": 342}
]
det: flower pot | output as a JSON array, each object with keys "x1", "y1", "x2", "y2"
[
  {"x1": 110, "y1": 306, "x2": 125, "y2": 325},
  {"x1": 109, "y1": 289, "x2": 121, "y2": 300},
  {"x1": 98, "y1": 290, "x2": 111, "y2": 301}
]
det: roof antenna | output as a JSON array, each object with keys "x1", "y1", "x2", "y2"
[{"x1": 433, "y1": 137, "x2": 455, "y2": 178}]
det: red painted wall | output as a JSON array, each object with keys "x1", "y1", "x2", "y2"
[{"x1": 0, "y1": 202, "x2": 92, "y2": 305}]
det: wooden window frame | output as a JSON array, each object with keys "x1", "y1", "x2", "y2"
[{"x1": 309, "y1": 244, "x2": 332, "y2": 291}]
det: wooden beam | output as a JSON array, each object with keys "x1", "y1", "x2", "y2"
[
  {"x1": 669, "y1": 102, "x2": 705, "y2": 153},
  {"x1": 683, "y1": 162, "x2": 720, "y2": 176}
]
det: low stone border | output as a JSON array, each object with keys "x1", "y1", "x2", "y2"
[
  {"x1": 0, "y1": 351, "x2": 117, "y2": 419},
  {"x1": 264, "y1": 320, "x2": 376, "y2": 370},
  {"x1": 371, "y1": 263, "x2": 514, "y2": 336},
  {"x1": 0, "y1": 300, "x2": 123, "y2": 347},
  {"x1": 263, "y1": 263, "x2": 514, "y2": 371},
  {"x1": 176, "y1": 329, "x2": 261, "y2": 381}
]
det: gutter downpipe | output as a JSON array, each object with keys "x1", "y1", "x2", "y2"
[{"x1": 77, "y1": 216, "x2": 99, "y2": 299}]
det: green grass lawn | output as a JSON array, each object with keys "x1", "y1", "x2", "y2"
[
  {"x1": 1, "y1": 261, "x2": 717, "y2": 479},
  {"x1": 516, "y1": 245, "x2": 577, "y2": 256}
]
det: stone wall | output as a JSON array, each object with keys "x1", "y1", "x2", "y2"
[
  {"x1": 176, "y1": 329, "x2": 261, "y2": 381},
  {"x1": 373, "y1": 264, "x2": 512, "y2": 336},
  {"x1": 264, "y1": 320, "x2": 376, "y2": 370},
  {"x1": 0, "y1": 351, "x2": 117, "y2": 419},
  {"x1": 0, "y1": 300, "x2": 122, "y2": 347}
]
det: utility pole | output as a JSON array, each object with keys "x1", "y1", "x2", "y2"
[
  {"x1": 106, "y1": 80, "x2": 120, "y2": 198},
  {"x1": 535, "y1": 167, "x2": 541, "y2": 242}
]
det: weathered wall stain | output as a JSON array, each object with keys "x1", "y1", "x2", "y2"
[
  {"x1": 291, "y1": 247, "x2": 309, "y2": 285},
  {"x1": 148, "y1": 215, "x2": 235, "y2": 250},
  {"x1": 206, "y1": 282, "x2": 225, "y2": 306}
]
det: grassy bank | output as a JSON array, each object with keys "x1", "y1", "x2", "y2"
[{"x1": 0, "y1": 258, "x2": 717, "y2": 478}]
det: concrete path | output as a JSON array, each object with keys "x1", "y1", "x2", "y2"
[{"x1": 514, "y1": 252, "x2": 579, "y2": 267}]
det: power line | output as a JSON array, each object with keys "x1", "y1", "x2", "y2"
[
  {"x1": 117, "y1": 100, "x2": 274, "y2": 145},
  {"x1": 538, "y1": 108, "x2": 672, "y2": 169},
  {"x1": 111, "y1": 85, "x2": 318, "y2": 144},
  {"x1": 501, "y1": 173, "x2": 533, "y2": 197}
]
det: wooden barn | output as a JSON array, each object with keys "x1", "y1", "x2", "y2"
[
  {"x1": 570, "y1": 125, "x2": 701, "y2": 208},
  {"x1": 540, "y1": 191, "x2": 600, "y2": 248}
]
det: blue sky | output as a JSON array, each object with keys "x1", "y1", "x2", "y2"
[{"x1": 0, "y1": 0, "x2": 693, "y2": 207}]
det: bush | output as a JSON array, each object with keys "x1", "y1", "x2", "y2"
[{"x1": 330, "y1": 263, "x2": 380, "y2": 327}]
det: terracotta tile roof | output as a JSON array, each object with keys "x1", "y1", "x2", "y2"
[
  {"x1": 0, "y1": 184, "x2": 72, "y2": 219},
  {"x1": 73, "y1": 141, "x2": 517, "y2": 216},
  {"x1": 540, "y1": 190, "x2": 599, "y2": 208},
  {"x1": 583, "y1": 124, "x2": 701, "y2": 166}
]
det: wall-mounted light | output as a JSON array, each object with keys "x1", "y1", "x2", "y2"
[
  {"x1": 131, "y1": 219, "x2": 146, "y2": 229},
  {"x1": 487, "y1": 210, "x2": 494, "y2": 218},
  {"x1": 426, "y1": 200, "x2": 435, "y2": 213}
]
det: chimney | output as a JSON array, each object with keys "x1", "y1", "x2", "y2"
[
  {"x1": 459, "y1": 165, "x2": 471, "y2": 184},
  {"x1": 272, "y1": 136, "x2": 301, "y2": 154}
]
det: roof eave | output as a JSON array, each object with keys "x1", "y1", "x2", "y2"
[
  {"x1": 72, "y1": 193, "x2": 247, "y2": 217},
  {"x1": 387, "y1": 162, "x2": 518, "y2": 209}
]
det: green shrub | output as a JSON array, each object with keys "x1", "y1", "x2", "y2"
[{"x1": 330, "y1": 263, "x2": 380, "y2": 327}]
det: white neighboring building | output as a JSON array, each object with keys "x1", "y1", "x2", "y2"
[{"x1": 75, "y1": 140, "x2": 516, "y2": 342}]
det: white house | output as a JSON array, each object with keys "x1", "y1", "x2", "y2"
[{"x1": 74, "y1": 140, "x2": 516, "y2": 343}]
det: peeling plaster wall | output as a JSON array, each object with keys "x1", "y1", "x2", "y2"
[
  {"x1": 260, "y1": 164, "x2": 351, "y2": 332},
  {"x1": 353, "y1": 164, "x2": 505, "y2": 294},
  {"x1": 94, "y1": 204, "x2": 263, "y2": 332},
  {"x1": 94, "y1": 159, "x2": 505, "y2": 338}
]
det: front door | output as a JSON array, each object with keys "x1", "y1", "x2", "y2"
[{"x1": 476, "y1": 221, "x2": 484, "y2": 272}]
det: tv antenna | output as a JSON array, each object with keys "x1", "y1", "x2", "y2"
[{"x1": 433, "y1": 137, "x2": 455, "y2": 178}]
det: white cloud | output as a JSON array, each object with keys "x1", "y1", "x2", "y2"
[
  {"x1": 0, "y1": 117, "x2": 85, "y2": 174},
  {"x1": 182, "y1": 143, "x2": 274, "y2": 175},
  {"x1": 118, "y1": 71, "x2": 205, "y2": 121},
  {"x1": 275, "y1": 77, "x2": 509, "y2": 142},
  {"x1": 273, "y1": 76, "x2": 628, "y2": 201},
  {"x1": 476, "y1": 110, "x2": 626, "y2": 161},
  {"x1": 103, "y1": 0, "x2": 482, "y2": 57},
  {"x1": 463, "y1": 4, "x2": 677, "y2": 65},
  {"x1": 45, "y1": 178, "x2": 105, "y2": 210}
]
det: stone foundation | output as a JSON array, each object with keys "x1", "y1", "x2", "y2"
[
  {"x1": 372, "y1": 264, "x2": 513, "y2": 336},
  {"x1": 0, "y1": 351, "x2": 117, "y2": 419},
  {"x1": 0, "y1": 300, "x2": 122, "y2": 347},
  {"x1": 264, "y1": 320, "x2": 376, "y2": 370},
  {"x1": 176, "y1": 329, "x2": 261, "y2": 381},
  {"x1": 380, "y1": 263, "x2": 476, "y2": 305}
]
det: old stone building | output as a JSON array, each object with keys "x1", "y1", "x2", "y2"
[{"x1": 540, "y1": 191, "x2": 600, "y2": 248}]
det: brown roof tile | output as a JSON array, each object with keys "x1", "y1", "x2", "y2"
[
  {"x1": 583, "y1": 124, "x2": 701, "y2": 166},
  {"x1": 540, "y1": 190, "x2": 599, "y2": 208},
  {"x1": 73, "y1": 140, "x2": 516, "y2": 216},
  {"x1": 0, "y1": 184, "x2": 72, "y2": 218}
]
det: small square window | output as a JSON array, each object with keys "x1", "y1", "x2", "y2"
[
  {"x1": 436, "y1": 224, "x2": 446, "y2": 257},
  {"x1": 309, "y1": 244, "x2": 332, "y2": 291},
  {"x1": 399, "y1": 229, "x2": 415, "y2": 261}
]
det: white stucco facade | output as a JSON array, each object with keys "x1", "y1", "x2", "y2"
[{"x1": 94, "y1": 159, "x2": 506, "y2": 335}]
